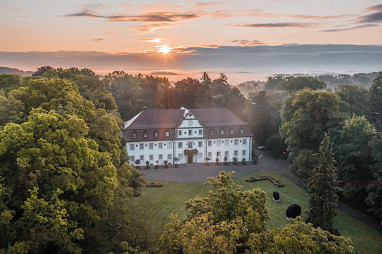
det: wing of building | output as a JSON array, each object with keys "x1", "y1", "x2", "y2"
[{"x1": 124, "y1": 108, "x2": 254, "y2": 165}]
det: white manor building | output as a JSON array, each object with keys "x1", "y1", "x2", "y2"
[{"x1": 124, "y1": 108, "x2": 254, "y2": 165}]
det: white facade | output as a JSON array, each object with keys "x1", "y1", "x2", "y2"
[{"x1": 126, "y1": 109, "x2": 253, "y2": 166}]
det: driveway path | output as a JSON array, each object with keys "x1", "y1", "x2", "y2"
[{"x1": 143, "y1": 150, "x2": 382, "y2": 233}]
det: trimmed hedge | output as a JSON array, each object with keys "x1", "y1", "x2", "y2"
[
  {"x1": 245, "y1": 174, "x2": 284, "y2": 187},
  {"x1": 146, "y1": 182, "x2": 163, "y2": 188}
]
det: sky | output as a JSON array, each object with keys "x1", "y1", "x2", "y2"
[{"x1": 1, "y1": 0, "x2": 382, "y2": 83}]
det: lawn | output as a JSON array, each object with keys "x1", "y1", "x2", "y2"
[{"x1": 136, "y1": 172, "x2": 382, "y2": 254}]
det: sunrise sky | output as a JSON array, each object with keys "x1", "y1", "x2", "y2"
[{"x1": 1, "y1": 0, "x2": 382, "y2": 83}]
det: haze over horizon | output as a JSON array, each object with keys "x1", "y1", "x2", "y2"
[{"x1": 1, "y1": 0, "x2": 382, "y2": 83}]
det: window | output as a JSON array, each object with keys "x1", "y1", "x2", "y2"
[
  {"x1": 187, "y1": 141, "x2": 193, "y2": 149},
  {"x1": 224, "y1": 151, "x2": 229, "y2": 157},
  {"x1": 159, "y1": 154, "x2": 163, "y2": 160},
  {"x1": 188, "y1": 120, "x2": 193, "y2": 126},
  {"x1": 234, "y1": 151, "x2": 238, "y2": 156},
  {"x1": 149, "y1": 143, "x2": 154, "y2": 150},
  {"x1": 132, "y1": 131, "x2": 137, "y2": 139},
  {"x1": 178, "y1": 130, "x2": 182, "y2": 136},
  {"x1": 242, "y1": 150, "x2": 246, "y2": 156},
  {"x1": 143, "y1": 131, "x2": 148, "y2": 138},
  {"x1": 129, "y1": 144, "x2": 135, "y2": 151},
  {"x1": 217, "y1": 140, "x2": 221, "y2": 147},
  {"x1": 217, "y1": 151, "x2": 221, "y2": 157},
  {"x1": 168, "y1": 142, "x2": 172, "y2": 149},
  {"x1": 188, "y1": 130, "x2": 192, "y2": 136},
  {"x1": 158, "y1": 142, "x2": 163, "y2": 149},
  {"x1": 208, "y1": 152, "x2": 212, "y2": 158},
  {"x1": 220, "y1": 129, "x2": 225, "y2": 135},
  {"x1": 208, "y1": 141, "x2": 212, "y2": 146},
  {"x1": 198, "y1": 153, "x2": 202, "y2": 160},
  {"x1": 149, "y1": 155, "x2": 154, "y2": 161},
  {"x1": 154, "y1": 130, "x2": 159, "y2": 137},
  {"x1": 230, "y1": 129, "x2": 234, "y2": 135},
  {"x1": 139, "y1": 144, "x2": 144, "y2": 150},
  {"x1": 243, "y1": 139, "x2": 247, "y2": 145},
  {"x1": 240, "y1": 128, "x2": 244, "y2": 135},
  {"x1": 234, "y1": 139, "x2": 239, "y2": 146},
  {"x1": 178, "y1": 142, "x2": 183, "y2": 149},
  {"x1": 210, "y1": 129, "x2": 215, "y2": 136},
  {"x1": 225, "y1": 139, "x2": 229, "y2": 147},
  {"x1": 168, "y1": 154, "x2": 172, "y2": 160},
  {"x1": 130, "y1": 156, "x2": 135, "y2": 162},
  {"x1": 199, "y1": 129, "x2": 202, "y2": 135},
  {"x1": 198, "y1": 141, "x2": 203, "y2": 147},
  {"x1": 140, "y1": 155, "x2": 144, "y2": 161},
  {"x1": 165, "y1": 130, "x2": 170, "y2": 137}
]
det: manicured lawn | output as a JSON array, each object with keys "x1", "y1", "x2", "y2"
[{"x1": 136, "y1": 173, "x2": 382, "y2": 253}]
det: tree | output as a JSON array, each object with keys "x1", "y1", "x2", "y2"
[
  {"x1": 279, "y1": 76, "x2": 326, "y2": 93},
  {"x1": 333, "y1": 115, "x2": 376, "y2": 205},
  {"x1": 280, "y1": 89, "x2": 340, "y2": 160},
  {"x1": 248, "y1": 91, "x2": 279, "y2": 145},
  {"x1": 248, "y1": 218, "x2": 353, "y2": 254},
  {"x1": 306, "y1": 134, "x2": 340, "y2": 233},
  {"x1": 366, "y1": 134, "x2": 382, "y2": 221},
  {"x1": 335, "y1": 85, "x2": 370, "y2": 118},
  {"x1": 174, "y1": 78, "x2": 201, "y2": 108},
  {"x1": 369, "y1": 72, "x2": 382, "y2": 131}
]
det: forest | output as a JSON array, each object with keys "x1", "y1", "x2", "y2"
[{"x1": 0, "y1": 66, "x2": 381, "y2": 253}]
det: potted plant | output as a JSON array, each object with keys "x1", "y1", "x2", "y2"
[
  {"x1": 145, "y1": 160, "x2": 150, "y2": 169},
  {"x1": 135, "y1": 159, "x2": 141, "y2": 170},
  {"x1": 233, "y1": 157, "x2": 238, "y2": 165},
  {"x1": 242, "y1": 157, "x2": 246, "y2": 165},
  {"x1": 224, "y1": 156, "x2": 229, "y2": 166},
  {"x1": 163, "y1": 160, "x2": 169, "y2": 168},
  {"x1": 174, "y1": 157, "x2": 179, "y2": 168},
  {"x1": 154, "y1": 160, "x2": 159, "y2": 169},
  {"x1": 216, "y1": 157, "x2": 219, "y2": 166},
  {"x1": 205, "y1": 157, "x2": 211, "y2": 166}
]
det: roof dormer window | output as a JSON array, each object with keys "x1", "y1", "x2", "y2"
[
  {"x1": 230, "y1": 129, "x2": 234, "y2": 135},
  {"x1": 240, "y1": 128, "x2": 244, "y2": 135},
  {"x1": 210, "y1": 129, "x2": 215, "y2": 136},
  {"x1": 220, "y1": 129, "x2": 225, "y2": 135},
  {"x1": 165, "y1": 130, "x2": 170, "y2": 137},
  {"x1": 143, "y1": 131, "x2": 148, "y2": 138},
  {"x1": 154, "y1": 130, "x2": 159, "y2": 137},
  {"x1": 132, "y1": 131, "x2": 137, "y2": 139}
]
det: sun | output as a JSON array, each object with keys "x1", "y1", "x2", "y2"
[{"x1": 158, "y1": 45, "x2": 171, "y2": 54}]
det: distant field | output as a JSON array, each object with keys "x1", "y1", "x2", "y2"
[{"x1": 136, "y1": 172, "x2": 382, "y2": 254}]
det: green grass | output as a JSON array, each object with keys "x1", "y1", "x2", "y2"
[{"x1": 136, "y1": 173, "x2": 382, "y2": 253}]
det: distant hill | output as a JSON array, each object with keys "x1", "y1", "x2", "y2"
[{"x1": 0, "y1": 66, "x2": 33, "y2": 76}]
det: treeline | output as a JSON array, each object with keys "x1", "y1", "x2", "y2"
[
  {"x1": 0, "y1": 68, "x2": 151, "y2": 253},
  {"x1": 104, "y1": 71, "x2": 247, "y2": 121},
  {"x1": 277, "y1": 75, "x2": 382, "y2": 223}
]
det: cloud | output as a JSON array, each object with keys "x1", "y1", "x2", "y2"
[
  {"x1": 92, "y1": 38, "x2": 104, "y2": 41},
  {"x1": 358, "y1": 4, "x2": 382, "y2": 23},
  {"x1": 1, "y1": 45, "x2": 382, "y2": 77},
  {"x1": 366, "y1": 4, "x2": 382, "y2": 12},
  {"x1": 64, "y1": 9, "x2": 200, "y2": 32},
  {"x1": 231, "y1": 40, "x2": 264, "y2": 46},
  {"x1": 139, "y1": 38, "x2": 164, "y2": 43},
  {"x1": 231, "y1": 22, "x2": 314, "y2": 28},
  {"x1": 150, "y1": 71, "x2": 178, "y2": 75},
  {"x1": 359, "y1": 12, "x2": 382, "y2": 23},
  {"x1": 320, "y1": 24, "x2": 378, "y2": 32}
]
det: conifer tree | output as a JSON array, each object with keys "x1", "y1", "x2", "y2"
[{"x1": 306, "y1": 133, "x2": 340, "y2": 233}]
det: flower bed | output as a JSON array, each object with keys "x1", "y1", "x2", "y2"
[{"x1": 245, "y1": 175, "x2": 284, "y2": 187}]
